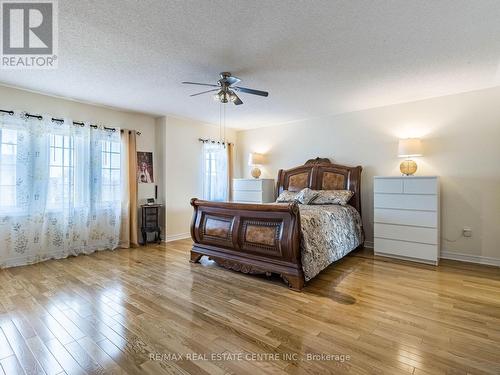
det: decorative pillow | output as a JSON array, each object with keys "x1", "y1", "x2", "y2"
[
  {"x1": 276, "y1": 190, "x2": 300, "y2": 203},
  {"x1": 310, "y1": 190, "x2": 354, "y2": 206},
  {"x1": 295, "y1": 188, "x2": 319, "y2": 205}
]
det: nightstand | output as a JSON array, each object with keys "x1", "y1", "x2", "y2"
[
  {"x1": 373, "y1": 176, "x2": 440, "y2": 265},
  {"x1": 232, "y1": 179, "x2": 275, "y2": 203},
  {"x1": 140, "y1": 204, "x2": 162, "y2": 244}
]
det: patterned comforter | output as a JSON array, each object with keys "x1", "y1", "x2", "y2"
[{"x1": 298, "y1": 204, "x2": 363, "y2": 281}]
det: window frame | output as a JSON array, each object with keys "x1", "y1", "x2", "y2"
[
  {"x1": 99, "y1": 139, "x2": 122, "y2": 204},
  {"x1": 0, "y1": 127, "x2": 123, "y2": 213},
  {"x1": 47, "y1": 133, "x2": 78, "y2": 209},
  {"x1": 202, "y1": 143, "x2": 228, "y2": 202},
  {"x1": 0, "y1": 128, "x2": 19, "y2": 210}
]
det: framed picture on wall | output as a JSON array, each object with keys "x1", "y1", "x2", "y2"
[{"x1": 137, "y1": 151, "x2": 154, "y2": 183}]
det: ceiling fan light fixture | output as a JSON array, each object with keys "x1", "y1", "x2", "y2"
[
  {"x1": 221, "y1": 92, "x2": 229, "y2": 103},
  {"x1": 214, "y1": 90, "x2": 225, "y2": 102},
  {"x1": 184, "y1": 72, "x2": 269, "y2": 106}
]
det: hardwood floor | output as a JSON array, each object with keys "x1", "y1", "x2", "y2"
[{"x1": 0, "y1": 240, "x2": 499, "y2": 374}]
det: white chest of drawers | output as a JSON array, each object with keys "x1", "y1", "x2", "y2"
[
  {"x1": 374, "y1": 176, "x2": 440, "y2": 265},
  {"x1": 232, "y1": 179, "x2": 275, "y2": 203}
]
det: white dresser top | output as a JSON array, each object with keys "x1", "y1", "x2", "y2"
[
  {"x1": 233, "y1": 178, "x2": 274, "y2": 181},
  {"x1": 374, "y1": 176, "x2": 438, "y2": 179}
]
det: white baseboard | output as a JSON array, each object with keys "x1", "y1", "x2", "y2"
[
  {"x1": 164, "y1": 232, "x2": 191, "y2": 243},
  {"x1": 159, "y1": 234, "x2": 500, "y2": 267},
  {"x1": 440, "y1": 251, "x2": 500, "y2": 267},
  {"x1": 364, "y1": 241, "x2": 374, "y2": 249},
  {"x1": 375, "y1": 251, "x2": 438, "y2": 265}
]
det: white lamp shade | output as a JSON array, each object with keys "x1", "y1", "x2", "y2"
[
  {"x1": 248, "y1": 152, "x2": 265, "y2": 166},
  {"x1": 398, "y1": 138, "x2": 423, "y2": 158}
]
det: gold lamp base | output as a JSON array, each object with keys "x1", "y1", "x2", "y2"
[
  {"x1": 251, "y1": 167, "x2": 261, "y2": 179},
  {"x1": 400, "y1": 159, "x2": 418, "y2": 176}
]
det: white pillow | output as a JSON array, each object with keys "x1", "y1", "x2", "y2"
[
  {"x1": 276, "y1": 190, "x2": 300, "y2": 203},
  {"x1": 295, "y1": 188, "x2": 319, "y2": 204},
  {"x1": 310, "y1": 190, "x2": 354, "y2": 205}
]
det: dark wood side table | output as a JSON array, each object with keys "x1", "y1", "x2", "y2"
[{"x1": 140, "y1": 204, "x2": 163, "y2": 244}]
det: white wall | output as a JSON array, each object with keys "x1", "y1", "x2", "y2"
[
  {"x1": 236, "y1": 86, "x2": 500, "y2": 263},
  {"x1": 156, "y1": 116, "x2": 237, "y2": 240},
  {"x1": 0, "y1": 84, "x2": 158, "y2": 239},
  {"x1": 0, "y1": 85, "x2": 240, "y2": 244},
  {"x1": 5, "y1": 84, "x2": 498, "y2": 263}
]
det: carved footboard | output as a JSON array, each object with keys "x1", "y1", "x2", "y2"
[{"x1": 190, "y1": 198, "x2": 304, "y2": 291}]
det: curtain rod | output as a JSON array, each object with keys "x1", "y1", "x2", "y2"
[
  {"x1": 0, "y1": 109, "x2": 141, "y2": 135},
  {"x1": 198, "y1": 137, "x2": 233, "y2": 145}
]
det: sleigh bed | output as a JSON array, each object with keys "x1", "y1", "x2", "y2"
[{"x1": 190, "y1": 158, "x2": 363, "y2": 291}]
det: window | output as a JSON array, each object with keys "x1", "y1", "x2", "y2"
[
  {"x1": 0, "y1": 113, "x2": 124, "y2": 264},
  {"x1": 205, "y1": 148, "x2": 217, "y2": 198},
  {"x1": 0, "y1": 129, "x2": 18, "y2": 208},
  {"x1": 202, "y1": 142, "x2": 228, "y2": 201},
  {"x1": 48, "y1": 136, "x2": 122, "y2": 208},
  {"x1": 0, "y1": 127, "x2": 122, "y2": 211},
  {"x1": 48, "y1": 134, "x2": 76, "y2": 208},
  {"x1": 100, "y1": 140, "x2": 121, "y2": 203}
]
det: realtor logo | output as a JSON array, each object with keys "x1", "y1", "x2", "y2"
[{"x1": 1, "y1": 0, "x2": 58, "y2": 68}]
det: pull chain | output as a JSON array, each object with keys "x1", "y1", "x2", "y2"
[{"x1": 219, "y1": 102, "x2": 222, "y2": 143}]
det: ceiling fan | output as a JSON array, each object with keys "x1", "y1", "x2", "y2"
[{"x1": 182, "y1": 72, "x2": 269, "y2": 105}]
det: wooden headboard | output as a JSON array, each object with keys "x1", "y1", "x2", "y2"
[{"x1": 276, "y1": 157, "x2": 363, "y2": 215}]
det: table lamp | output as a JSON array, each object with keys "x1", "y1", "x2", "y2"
[
  {"x1": 398, "y1": 138, "x2": 423, "y2": 176},
  {"x1": 248, "y1": 153, "x2": 265, "y2": 179}
]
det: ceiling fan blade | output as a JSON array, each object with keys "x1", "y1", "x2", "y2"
[
  {"x1": 182, "y1": 81, "x2": 219, "y2": 88},
  {"x1": 190, "y1": 88, "x2": 219, "y2": 97},
  {"x1": 232, "y1": 93, "x2": 243, "y2": 105},
  {"x1": 219, "y1": 72, "x2": 241, "y2": 86},
  {"x1": 234, "y1": 86, "x2": 269, "y2": 97},
  {"x1": 225, "y1": 76, "x2": 241, "y2": 86}
]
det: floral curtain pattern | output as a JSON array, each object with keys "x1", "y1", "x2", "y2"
[{"x1": 0, "y1": 112, "x2": 122, "y2": 267}]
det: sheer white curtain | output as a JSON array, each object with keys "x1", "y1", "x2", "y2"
[
  {"x1": 0, "y1": 111, "x2": 122, "y2": 267},
  {"x1": 202, "y1": 142, "x2": 228, "y2": 201}
]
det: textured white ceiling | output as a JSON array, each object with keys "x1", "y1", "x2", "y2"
[{"x1": 1, "y1": 0, "x2": 500, "y2": 129}]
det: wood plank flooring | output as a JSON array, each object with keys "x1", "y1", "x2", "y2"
[{"x1": 0, "y1": 239, "x2": 499, "y2": 374}]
